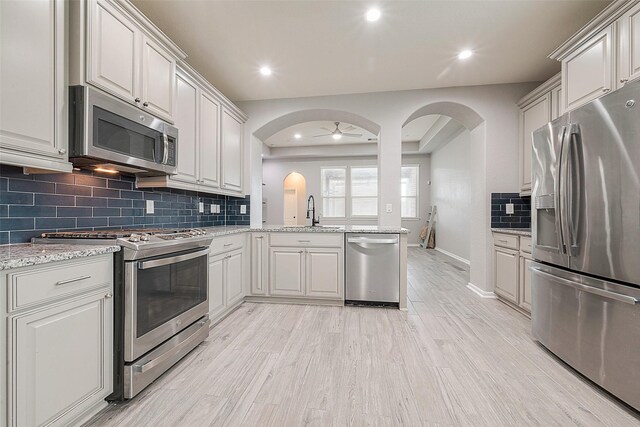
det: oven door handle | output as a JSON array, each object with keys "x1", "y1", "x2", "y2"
[{"x1": 137, "y1": 248, "x2": 210, "y2": 270}]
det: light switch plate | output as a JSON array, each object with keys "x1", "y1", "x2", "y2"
[
  {"x1": 210, "y1": 205, "x2": 215, "y2": 214},
  {"x1": 146, "y1": 200, "x2": 154, "y2": 214},
  {"x1": 386, "y1": 203, "x2": 393, "y2": 213},
  {"x1": 240, "y1": 205, "x2": 247, "y2": 214},
  {"x1": 216, "y1": 204, "x2": 221, "y2": 214},
  {"x1": 198, "y1": 202, "x2": 204, "y2": 213},
  {"x1": 506, "y1": 203, "x2": 514, "y2": 214}
]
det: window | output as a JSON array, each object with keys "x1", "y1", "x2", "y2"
[
  {"x1": 321, "y1": 168, "x2": 346, "y2": 217},
  {"x1": 401, "y1": 166, "x2": 419, "y2": 218},
  {"x1": 351, "y1": 167, "x2": 378, "y2": 216}
]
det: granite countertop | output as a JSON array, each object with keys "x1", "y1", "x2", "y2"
[
  {"x1": 250, "y1": 224, "x2": 409, "y2": 234},
  {"x1": 201, "y1": 225, "x2": 252, "y2": 237},
  {"x1": 0, "y1": 243, "x2": 121, "y2": 271},
  {"x1": 491, "y1": 228, "x2": 532, "y2": 237}
]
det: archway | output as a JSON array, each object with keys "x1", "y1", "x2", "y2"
[
  {"x1": 282, "y1": 172, "x2": 307, "y2": 226},
  {"x1": 402, "y1": 101, "x2": 490, "y2": 297}
]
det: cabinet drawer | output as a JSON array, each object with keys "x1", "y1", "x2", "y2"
[
  {"x1": 493, "y1": 233, "x2": 519, "y2": 250},
  {"x1": 269, "y1": 232, "x2": 343, "y2": 248},
  {"x1": 520, "y1": 236, "x2": 532, "y2": 254},
  {"x1": 7, "y1": 255, "x2": 113, "y2": 312},
  {"x1": 209, "y1": 233, "x2": 245, "y2": 256}
]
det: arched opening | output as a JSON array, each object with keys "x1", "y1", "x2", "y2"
[
  {"x1": 402, "y1": 101, "x2": 488, "y2": 294},
  {"x1": 282, "y1": 172, "x2": 307, "y2": 226}
]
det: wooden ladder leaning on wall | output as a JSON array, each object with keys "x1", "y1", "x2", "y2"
[{"x1": 419, "y1": 206, "x2": 437, "y2": 249}]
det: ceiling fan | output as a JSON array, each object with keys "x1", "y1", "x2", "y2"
[{"x1": 313, "y1": 122, "x2": 362, "y2": 140}]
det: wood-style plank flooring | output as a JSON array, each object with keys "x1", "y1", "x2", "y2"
[{"x1": 86, "y1": 248, "x2": 640, "y2": 426}]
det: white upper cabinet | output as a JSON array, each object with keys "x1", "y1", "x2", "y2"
[
  {"x1": 173, "y1": 71, "x2": 199, "y2": 185},
  {"x1": 88, "y1": 0, "x2": 139, "y2": 103},
  {"x1": 78, "y1": 0, "x2": 185, "y2": 123},
  {"x1": 221, "y1": 109, "x2": 244, "y2": 192},
  {"x1": 551, "y1": 85, "x2": 563, "y2": 120},
  {"x1": 141, "y1": 35, "x2": 175, "y2": 120},
  {"x1": 618, "y1": 2, "x2": 640, "y2": 85},
  {"x1": 0, "y1": 0, "x2": 71, "y2": 172},
  {"x1": 562, "y1": 25, "x2": 614, "y2": 111},
  {"x1": 199, "y1": 91, "x2": 220, "y2": 189}
]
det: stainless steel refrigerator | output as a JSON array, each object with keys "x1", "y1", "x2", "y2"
[{"x1": 531, "y1": 81, "x2": 640, "y2": 411}]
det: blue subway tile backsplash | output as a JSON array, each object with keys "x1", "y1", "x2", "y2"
[
  {"x1": 0, "y1": 165, "x2": 250, "y2": 243},
  {"x1": 490, "y1": 193, "x2": 531, "y2": 229}
]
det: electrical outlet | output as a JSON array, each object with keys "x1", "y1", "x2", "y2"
[
  {"x1": 198, "y1": 202, "x2": 204, "y2": 213},
  {"x1": 210, "y1": 205, "x2": 215, "y2": 214},
  {"x1": 146, "y1": 200, "x2": 154, "y2": 214},
  {"x1": 386, "y1": 203, "x2": 393, "y2": 213},
  {"x1": 506, "y1": 203, "x2": 514, "y2": 214},
  {"x1": 240, "y1": 205, "x2": 247, "y2": 214},
  {"x1": 216, "y1": 204, "x2": 221, "y2": 214}
]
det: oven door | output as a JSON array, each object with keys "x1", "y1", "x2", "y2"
[{"x1": 124, "y1": 247, "x2": 209, "y2": 362}]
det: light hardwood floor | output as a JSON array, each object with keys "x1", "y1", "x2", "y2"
[{"x1": 86, "y1": 248, "x2": 640, "y2": 426}]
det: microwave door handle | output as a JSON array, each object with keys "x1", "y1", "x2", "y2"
[
  {"x1": 555, "y1": 125, "x2": 568, "y2": 254},
  {"x1": 567, "y1": 125, "x2": 581, "y2": 256},
  {"x1": 162, "y1": 133, "x2": 169, "y2": 165}
]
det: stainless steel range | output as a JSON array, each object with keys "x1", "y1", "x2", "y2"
[{"x1": 36, "y1": 228, "x2": 213, "y2": 399}]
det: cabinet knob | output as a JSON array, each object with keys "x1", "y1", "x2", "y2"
[
  {"x1": 620, "y1": 78, "x2": 629, "y2": 84},
  {"x1": 143, "y1": 102, "x2": 149, "y2": 107},
  {"x1": 58, "y1": 148, "x2": 67, "y2": 154},
  {"x1": 140, "y1": 116, "x2": 145, "y2": 122},
  {"x1": 105, "y1": 292, "x2": 113, "y2": 299},
  {"x1": 134, "y1": 97, "x2": 141, "y2": 103}
]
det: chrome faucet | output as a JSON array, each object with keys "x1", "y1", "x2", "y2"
[{"x1": 306, "y1": 195, "x2": 320, "y2": 226}]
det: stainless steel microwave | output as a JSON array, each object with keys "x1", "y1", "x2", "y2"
[{"x1": 69, "y1": 85, "x2": 178, "y2": 176}]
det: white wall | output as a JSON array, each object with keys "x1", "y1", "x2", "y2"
[
  {"x1": 238, "y1": 82, "x2": 539, "y2": 293},
  {"x1": 431, "y1": 130, "x2": 471, "y2": 262},
  {"x1": 263, "y1": 155, "x2": 430, "y2": 244}
]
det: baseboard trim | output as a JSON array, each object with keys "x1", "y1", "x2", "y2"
[
  {"x1": 467, "y1": 282, "x2": 497, "y2": 299},
  {"x1": 435, "y1": 247, "x2": 470, "y2": 265},
  {"x1": 244, "y1": 295, "x2": 344, "y2": 307},
  {"x1": 408, "y1": 243, "x2": 420, "y2": 247}
]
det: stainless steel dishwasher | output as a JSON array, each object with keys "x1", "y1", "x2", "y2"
[{"x1": 346, "y1": 233, "x2": 400, "y2": 306}]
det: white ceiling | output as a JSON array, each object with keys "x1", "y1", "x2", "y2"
[
  {"x1": 265, "y1": 121, "x2": 377, "y2": 147},
  {"x1": 132, "y1": 0, "x2": 610, "y2": 101}
]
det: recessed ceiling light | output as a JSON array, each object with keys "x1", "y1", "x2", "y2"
[
  {"x1": 458, "y1": 50, "x2": 473, "y2": 60},
  {"x1": 366, "y1": 8, "x2": 381, "y2": 22},
  {"x1": 259, "y1": 66, "x2": 272, "y2": 76},
  {"x1": 332, "y1": 133, "x2": 342, "y2": 140},
  {"x1": 294, "y1": 133, "x2": 302, "y2": 139}
]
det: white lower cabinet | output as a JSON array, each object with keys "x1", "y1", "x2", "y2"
[
  {"x1": 305, "y1": 248, "x2": 343, "y2": 299},
  {"x1": 269, "y1": 248, "x2": 305, "y2": 297},
  {"x1": 208, "y1": 254, "x2": 226, "y2": 320},
  {"x1": 250, "y1": 233, "x2": 268, "y2": 296},
  {"x1": 2, "y1": 255, "x2": 114, "y2": 427},
  {"x1": 493, "y1": 232, "x2": 533, "y2": 314},
  {"x1": 208, "y1": 236, "x2": 246, "y2": 324},
  {"x1": 225, "y1": 249, "x2": 244, "y2": 306}
]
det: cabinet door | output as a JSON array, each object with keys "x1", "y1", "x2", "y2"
[
  {"x1": 251, "y1": 234, "x2": 268, "y2": 295},
  {"x1": 519, "y1": 256, "x2": 533, "y2": 312},
  {"x1": 269, "y1": 248, "x2": 305, "y2": 296},
  {"x1": 618, "y1": 3, "x2": 640, "y2": 86},
  {"x1": 141, "y1": 35, "x2": 176, "y2": 122},
  {"x1": 88, "y1": 0, "x2": 139, "y2": 104},
  {"x1": 551, "y1": 85, "x2": 563, "y2": 120},
  {"x1": 520, "y1": 94, "x2": 550, "y2": 194},
  {"x1": 494, "y1": 247, "x2": 519, "y2": 304},
  {"x1": 225, "y1": 249, "x2": 244, "y2": 306},
  {"x1": 563, "y1": 25, "x2": 614, "y2": 111},
  {"x1": 221, "y1": 109, "x2": 243, "y2": 193},
  {"x1": 173, "y1": 71, "x2": 198, "y2": 185},
  {"x1": 208, "y1": 254, "x2": 226, "y2": 320},
  {"x1": 305, "y1": 248, "x2": 343, "y2": 299},
  {"x1": 199, "y1": 91, "x2": 220, "y2": 189},
  {"x1": 0, "y1": 0, "x2": 67, "y2": 162},
  {"x1": 9, "y1": 291, "x2": 113, "y2": 427}
]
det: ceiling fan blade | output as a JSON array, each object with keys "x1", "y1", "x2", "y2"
[
  {"x1": 319, "y1": 127, "x2": 333, "y2": 132},
  {"x1": 342, "y1": 125, "x2": 356, "y2": 132},
  {"x1": 341, "y1": 133, "x2": 363, "y2": 138},
  {"x1": 313, "y1": 134, "x2": 332, "y2": 138}
]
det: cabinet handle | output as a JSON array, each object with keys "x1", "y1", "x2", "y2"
[
  {"x1": 497, "y1": 239, "x2": 508, "y2": 244},
  {"x1": 105, "y1": 292, "x2": 113, "y2": 299},
  {"x1": 620, "y1": 78, "x2": 629, "y2": 84},
  {"x1": 299, "y1": 250, "x2": 304, "y2": 254},
  {"x1": 297, "y1": 240, "x2": 311, "y2": 243},
  {"x1": 58, "y1": 148, "x2": 67, "y2": 154},
  {"x1": 602, "y1": 88, "x2": 611, "y2": 93},
  {"x1": 143, "y1": 102, "x2": 149, "y2": 107},
  {"x1": 55, "y1": 275, "x2": 91, "y2": 286},
  {"x1": 256, "y1": 236, "x2": 263, "y2": 240},
  {"x1": 224, "y1": 243, "x2": 233, "y2": 247},
  {"x1": 134, "y1": 97, "x2": 141, "y2": 103}
]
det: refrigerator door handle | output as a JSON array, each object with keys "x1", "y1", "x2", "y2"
[
  {"x1": 530, "y1": 267, "x2": 639, "y2": 305},
  {"x1": 555, "y1": 125, "x2": 568, "y2": 254},
  {"x1": 567, "y1": 124, "x2": 582, "y2": 256}
]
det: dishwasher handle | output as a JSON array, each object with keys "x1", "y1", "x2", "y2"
[{"x1": 347, "y1": 237, "x2": 398, "y2": 245}]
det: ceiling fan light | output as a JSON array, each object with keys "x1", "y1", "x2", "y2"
[{"x1": 332, "y1": 133, "x2": 342, "y2": 140}]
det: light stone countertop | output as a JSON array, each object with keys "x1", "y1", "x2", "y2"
[
  {"x1": 0, "y1": 243, "x2": 121, "y2": 270},
  {"x1": 491, "y1": 228, "x2": 532, "y2": 237},
  {"x1": 249, "y1": 225, "x2": 409, "y2": 234}
]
